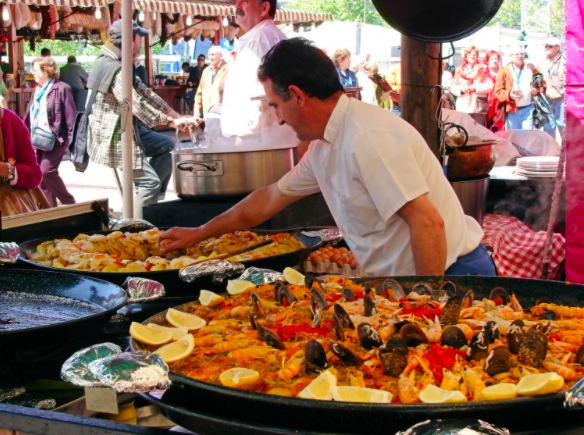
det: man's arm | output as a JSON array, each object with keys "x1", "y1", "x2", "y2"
[
  {"x1": 159, "y1": 183, "x2": 307, "y2": 252},
  {"x1": 396, "y1": 194, "x2": 446, "y2": 275}
]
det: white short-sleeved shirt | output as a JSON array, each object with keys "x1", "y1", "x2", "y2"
[
  {"x1": 278, "y1": 94, "x2": 484, "y2": 276},
  {"x1": 221, "y1": 19, "x2": 290, "y2": 139}
]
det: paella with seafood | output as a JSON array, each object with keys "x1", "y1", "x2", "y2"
[
  {"x1": 26, "y1": 230, "x2": 305, "y2": 273},
  {"x1": 132, "y1": 274, "x2": 584, "y2": 404}
]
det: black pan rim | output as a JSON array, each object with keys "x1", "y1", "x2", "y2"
[
  {"x1": 371, "y1": 0, "x2": 505, "y2": 43},
  {"x1": 0, "y1": 268, "x2": 127, "y2": 337},
  {"x1": 17, "y1": 227, "x2": 325, "y2": 277},
  {"x1": 131, "y1": 274, "x2": 584, "y2": 410}
]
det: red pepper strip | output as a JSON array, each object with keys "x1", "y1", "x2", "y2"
[
  {"x1": 327, "y1": 290, "x2": 364, "y2": 303},
  {"x1": 145, "y1": 263, "x2": 153, "y2": 271},
  {"x1": 422, "y1": 344, "x2": 466, "y2": 384},
  {"x1": 549, "y1": 333, "x2": 561, "y2": 342},
  {"x1": 276, "y1": 323, "x2": 332, "y2": 341},
  {"x1": 402, "y1": 306, "x2": 442, "y2": 319}
]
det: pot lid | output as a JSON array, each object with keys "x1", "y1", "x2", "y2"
[{"x1": 371, "y1": 0, "x2": 504, "y2": 43}]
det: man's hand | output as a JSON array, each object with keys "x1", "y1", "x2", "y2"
[{"x1": 159, "y1": 227, "x2": 204, "y2": 253}]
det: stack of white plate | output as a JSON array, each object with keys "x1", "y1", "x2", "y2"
[{"x1": 515, "y1": 156, "x2": 562, "y2": 178}]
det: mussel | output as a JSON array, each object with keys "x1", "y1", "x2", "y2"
[
  {"x1": 311, "y1": 288, "x2": 327, "y2": 328},
  {"x1": 507, "y1": 319, "x2": 526, "y2": 354},
  {"x1": 250, "y1": 292, "x2": 265, "y2": 318},
  {"x1": 484, "y1": 346, "x2": 511, "y2": 376},
  {"x1": 461, "y1": 290, "x2": 474, "y2": 309},
  {"x1": 305, "y1": 274, "x2": 324, "y2": 292},
  {"x1": 483, "y1": 321, "x2": 500, "y2": 343},
  {"x1": 531, "y1": 321, "x2": 552, "y2": 337},
  {"x1": 400, "y1": 324, "x2": 429, "y2": 347},
  {"x1": 439, "y1": 294, "x2": 462, "y2": 326},
  {"x1": 467, "y1": 331, "x2": 489, "y2": 361},
  {"x1": 274, "y1": 280, "x2": 286, "y2": 300},
  {"x1": 489, "y1": 287, "x2": 510, "y2": 306},
  {"x1": 575, "y1": 344, "x2": 584, "y2": 365},
  {"x1": 378, "y1": 337, "x2": 409, "y2": 377},
  {"x1": 311, "y1": 287, "x2": 327, "y2": 311},
  {"x1": 265, "y1": 329, "x2": 285, "y2": 350},
  {"x1": 330, "y1": 342, "x2": 363, "y2": 366},
  {"x1": 357, "y1": 323, "x2": 383, "y2": 350},
  {"x1": 375, "y1": 278, "x2": 406, "y2": 302},
  {"x1": 277, "y1": 284, "x2": 297, "y2": 306},
  {"x1": 253, "y1": 318, "x2": 266, "y2": 341},
  {"x1": 364, "y1": 286, "x2": 377, "y2": 317},
  {"x1": 341, "y1": 287, "x2": 356, "y2": 301},
  {"x1": 334, "y1": 315, "x2": 345, "y2": 341},
  {"x1": 441, "y1": 326, "x2": 468, "y2": 349},
  {"x1": 305, "y1": 339, "x2": 328, "y2": 373},
  {"x1": 518, "y1": 329, "x2": 547, "y2": 368},
  {"x1": 334, "y1": 304, "x2": 355, "y2": 329},
  {"x1": 438, "y1": 281, "x2": 457, "y2": 295},
  {"x1": 410, "y1": 282, "x2": 433, "y2": 296}
]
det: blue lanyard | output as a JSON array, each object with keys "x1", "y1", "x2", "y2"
[{"x1": 31, "y1": 79, "x2": 54, "y2": 123}]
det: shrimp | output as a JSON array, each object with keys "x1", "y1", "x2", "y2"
[
  {"x1": 347, "y1": 368, "x2": 366, "y2": 387},
  {"x1": 549, "y1": 341, "x2": 580, "y2": 353},
  {"x1": 402, "y1": 355, "x2": 419, "y2": 376},
  {"x1": 362, "y1": 358, "x2": 381, "y2": 376},
  {"x1": 455, "y1": 323, "x2": 474, "y2": 342},
  {"x1": 194, "y1": 334, "x2": 223, "y2": 347},
  {"x1": 542, "y1": 359, "x2": 577, "y2": 381},
  {"x1": 534, "y1": 303, "x2": 584, "y2": 319},
  {"x1": 278, "y1": 350, "x2": 305, "y2": 380},
  {"x1": 227, "y1": 346, "x2": 278, "y2": 361},
  {"x1": 462, "y1": 366, "x2": 486, "y2": 398},
  {"x1": 441, "y1": 368, "x2": 462, "y2": 391},
  {"x1": 423, "y1": 316, "x2": 442, "y2": 343},
  {"x1": 398, "y1": 371, "x2": 419, "y2": 403},
  {"x1": 210, "y1": 339, "x2": 254, "y2": 354},
  {"x1": 414, "y1": 355, "x2": 435, "y2": 389}
]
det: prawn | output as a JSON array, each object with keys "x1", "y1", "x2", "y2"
[
  {"x1": 278, "y1": 350, "x2": 305, "y2": 380},
  {"x1": 542, "y1": 359, "x2": 576, "y2": 381}
]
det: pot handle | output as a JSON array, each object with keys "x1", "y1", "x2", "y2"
[
  {"x1": 425, "y1": 42, "x2": 455, "y2": 60},
  {"x1": 176, "y1": 160, "x2": 217, "y2": 173}
]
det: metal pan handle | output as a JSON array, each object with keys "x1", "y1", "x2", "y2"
[{"x1": 177, "y1": 160, "x2": 217, "y2": 173}]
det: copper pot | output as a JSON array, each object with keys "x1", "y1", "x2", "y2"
[{"x1": 446, "y1": 142, "x2": 497, "y2": 181}]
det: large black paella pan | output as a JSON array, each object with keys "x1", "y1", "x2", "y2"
[
  {"x1": 135, "y1": 275, "x2": 584, "y2": 435},
  {"x1": 17, "y1": 228, "x2": 323, "y2": 296}
]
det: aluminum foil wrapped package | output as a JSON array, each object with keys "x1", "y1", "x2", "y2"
[
  {"x1": 301, "y1": 227, "x2": 342, "y2": 243},
  {"x1": 61, "y1": 343, "x2": 123, "y2": 387},
  {"x1": 87, "y1": 351, "x2": 170, "y2": 393},
  {"x1": 123, "y1": 277, "x2": 166, "y2": 303},
  {"x1": 238, "y1": 267, "x2": 283, "y2": 285},
  {"x1": 179, "y1": 259, "x2": 245, "y2": 284},
  {"x1": 0, "y1": 385, "x2": 26, "y2": 402},
  {"x1": 109, "y1": 218, "x2": 155, "y2": 232},
  {"x1": 0, "y1": 242, "x2": 19, "y2": 264},
  {"x1": 397, "y1": 419, "x2": 510, "y2": 435},
  {"x1": 565, "y1": 377, "x2": 584, "y2": 409}
]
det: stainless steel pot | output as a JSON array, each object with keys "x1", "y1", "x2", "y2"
[{"x1": 172, "y1": 148, "x2": 297, "y2": 199}]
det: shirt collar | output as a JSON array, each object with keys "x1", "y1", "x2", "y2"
[
  {"x1": 239, "y1": 19, "x2": 274, "y2": 42},
  {"x1": 323, "y1": 94, "x2": 350, "y2": 145},
  {"x1": 101, "y1": 42, "x2": 121, "y2": 60}
]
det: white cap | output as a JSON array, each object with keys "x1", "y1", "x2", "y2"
[{"x1": 545, "y1": 36, "x2": 561, "y2": 46}]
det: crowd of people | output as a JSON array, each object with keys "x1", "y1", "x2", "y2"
[{"x1": 333, "y1": 37, "x2": 565, "y2": 140}]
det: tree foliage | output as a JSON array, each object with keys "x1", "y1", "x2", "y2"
[
  {"x1": 23, "y1": 39, "x2": 101, "y2": 58},
  {"x1": 285, "y1": 0, "x2": 389, "y2": 27},
  {"x1": 487, "y1": 0, "x2": 565, "y2": 35}
]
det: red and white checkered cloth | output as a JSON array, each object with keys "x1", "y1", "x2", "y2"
[{"x1": 482, "y1": 213, "x2": 565, "y2": 279}]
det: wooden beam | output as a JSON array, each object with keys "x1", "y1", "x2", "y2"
[
  {"x1": 400, "y1": 36, "x2": 441, "y2": 160},
  {"x1": 7, "y1": 5, "x2": 18, "y2": 87},
  {"x1": 144, "y1": 33, "x2": 152, "y2": 86}
]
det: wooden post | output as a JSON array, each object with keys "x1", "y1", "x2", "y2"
[
  {"x1": 144, "y1": 33, "x2": 152, "y2": 86},
  {"x1": 7, "y1": 5, "x2": 18, "y2": 86},
  {"x1": 400, "y1": 35, "x2": 441, "y2": 160}
]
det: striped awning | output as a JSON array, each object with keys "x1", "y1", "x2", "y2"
[
  {"x1": 275, "y1": 9, "x2": 333, "y2": 25},
  {"x1": 3, "y1": 0, "x2": 107, "y2": 6}
]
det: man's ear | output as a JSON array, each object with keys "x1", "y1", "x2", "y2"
[{"x1": 288, "y1": 85, "x2": 306, "y2": 107}]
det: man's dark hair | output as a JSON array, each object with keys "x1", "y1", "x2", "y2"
[
  {"x1": 263, "y1": 0, "x2": 277, "y2": 19},
  {"x1": 40, "y1": 48, "x2": 51, "y2": 56},
  {"x1": 258, "y1": 38, "x2": 343, "y2": 101},
  {"x1": 182, "y1": 62, "x2": 190, "y2": 68},
  {"x1": 197, "y1": 54, "x2": 206, "y2": 61},
  {"x1": 68, "y1": 55, "x2": 77, "y2": 63}
]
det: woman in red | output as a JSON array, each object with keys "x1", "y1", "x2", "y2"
[
  {"x1": 0, "y1": 108, "x2": 43, "y2": 190},
  {"x1": 450, "y1": 46, "x2": 492, "y2": 113},
  {"x1": 483, "y1": 50, "x2": 505, "y2": 131}
]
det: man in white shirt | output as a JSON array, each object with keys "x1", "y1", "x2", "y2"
[
  {"x1": 160, "y1": 38, "x2": 494, "y2": 277},
  {"x1": 220, "y1": 0, "x2": 293, "y2": 141}
]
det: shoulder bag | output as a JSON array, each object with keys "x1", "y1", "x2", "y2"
[
  {"x1": 31, "y1": 126, "x2": 57, "y2": 152},
  {"x1": 0, "y1": 109, "x2": 51, "y2": 217}
]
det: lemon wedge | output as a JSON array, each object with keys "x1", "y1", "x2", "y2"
[
  {"x1": 226, "y1": 280, "x2": 256, "y2": 295},
  {"x1": 297, "y1": 370, "x2": 337, "y2": 400},
  {"x1": 130, "y1": 322, "x2": 173, "y2": 346},
  {"x1": 331, "y1": 386, "x2": 392, "y2": 403},
  {"x1": 419, "y1": 385, "x2": 468, "y2": 403},
  {"x1": 477, "y1": 383, "x2": 518, "y2": 401},
  {"x1": 517, "y1": 372, "x2": 564, "y2": 396},
  {"x1": 283, "y1": 267, "x2": 305, "y2": 286},
  {"x1": 219, "y1": 368, "x2": 260, "y2": 390},
  {"x1": 147, "y1": 323, "x2": 189, "y2": 341},
  {"x1": 166, "y1": 308, "x2": 207, "y2": 331},
  {"x1": 199, "y1": 290, "x2": 225, "y2": 307},
  {"x1": 154, "y1": 334, "x2": 194, "y2": 363}
]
